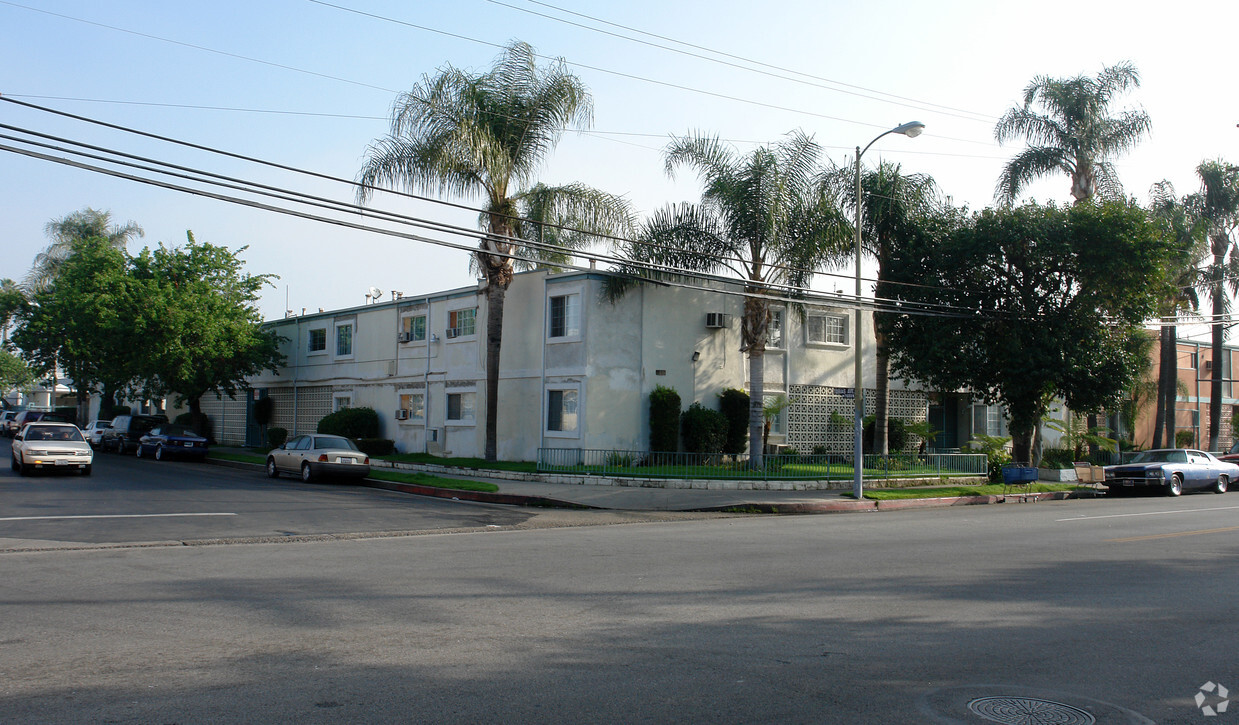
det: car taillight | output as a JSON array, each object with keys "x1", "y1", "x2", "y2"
[
  {"x1": 318, "y1": 454, "x2": 328, "y2": 462},
  {"x1": 364, "y1": 457, "x2": 370, "y2": 465}
]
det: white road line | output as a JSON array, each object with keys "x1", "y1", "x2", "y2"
[
  {"x1": 0, "y1": 513, "x2": 237, "y2": 522},
  {"x1": 1057, "y1": 505, "x2": 1239, "y2": 522}
]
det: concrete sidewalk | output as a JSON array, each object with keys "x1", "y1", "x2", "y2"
[{"x1": 212, "y1": 451, "x2": 1094, "y2": 513}]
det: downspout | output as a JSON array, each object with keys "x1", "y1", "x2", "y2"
[
  {"x1": 538, "y1": 273, "x2": 548, "y2": 459},
  {"x1": 292, "y1": 316, "x2": 301, "y2": 436},
  {"x1": 425, "y1": 297, "x2": 433, "y2": 454}
]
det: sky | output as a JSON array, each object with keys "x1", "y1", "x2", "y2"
[{"x1": 3, "y1": 0, "x2": 1238, "y2": 340}]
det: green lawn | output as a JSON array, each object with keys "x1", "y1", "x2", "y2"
[
  {"x1": 206, "y1": 450, "x2": 500, "y2": 493},
  {"x1": 858, "y1": 483, "x2": 1087, "y2": 500},
  {"x1": 379, "y1": 452, "x2": 537, "y2": 473}
]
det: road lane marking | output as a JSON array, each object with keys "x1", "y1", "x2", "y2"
[
  {"x1": 1057, "y1": 505, "x2": 1239, "y2": 522},
  {"x1": 0, "y1": 513, "x2": 237, "y2": 521},
  {"x1": 1106, "y1": 526, "x2": 1239, "y2": 543}
]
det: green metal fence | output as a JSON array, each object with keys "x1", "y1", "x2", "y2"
[{"x1": 537, "y1": 448, "x2": 989, "y2": 481}]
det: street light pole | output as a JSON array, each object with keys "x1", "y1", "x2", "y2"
[{"x1": 853, "y1": 121, "x2": 925, "y2": 502}]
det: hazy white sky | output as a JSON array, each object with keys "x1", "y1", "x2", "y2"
[{"x1": 3, "y1": 0, "x2": 1237, "y2": 338}]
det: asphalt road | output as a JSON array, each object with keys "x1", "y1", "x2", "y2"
[{"x1": 2, "y1": 446, "x2": 1238, "y2": 723}]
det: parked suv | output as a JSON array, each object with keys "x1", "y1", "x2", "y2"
[
  {"x1": 11, "y1": 410, "x2": 74, "y2": 437},
  {"x1": 102, "y1": 413, "x2": 168, "y2": 454}
]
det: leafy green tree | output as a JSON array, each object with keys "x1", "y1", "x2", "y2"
[
  {"x1": 130, "y1": 233, "x2": 284, "y2": 432},
  {"x1": 824, "y1": 161, "x2": 938, "y2": 454},
  {"x1": 0, "y1": 348, "x2": 35, "y2": 396},
  {"x1": 0, "y1": 279, "x2": 26, "y2": 346},
  {"x1": 13, "y1": 237, "x2": 139, "y2": 424},
  {"x1": 883, "y1": 201, "x2": 1175, "y2": 464},
  {"x1": 356, "y1": 41, "x2": 633, "y2": 461},
  {"x1": 994, "y1": 62, "x2": 1150, "y2": 205},
  {"x1": 27, "y1": 208, "x2": 142, "y2": 293},
  {"x1": 612, "y1": 131, "x2": 848, "y2": 467},
  {"x1": 1184, "y1": 160, "x2": 1239, "y2": 450}
]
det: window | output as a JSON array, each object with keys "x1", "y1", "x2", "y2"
[
  {"x1": 807, "y1": 313, "x2": 848, "y2": 345},
  {"x1": 399, "y1": 392, "x2": 425, "y2": 421},
  {"x1": 308, "y1": 328, "x2": 326, "y2": 353},
  {"x1": 547, "y1": 389, "x2": 579, "y2": 433},
  {"x1": 336, "y1": 323, "x2": 353, "y2": 356},
  {"x1": 763, "y1": 394, "x2": 785, "y2": 435},
  {"x1": 549, "y1": 294, "x2": 580, "y2": 339},
  {"x1": 447, "y1": 392, "x2": 475, "y2": 422},
  {"x1": 768, "y1": 309, "x2": 784, "y2": 348},
  {"x1": 334, "y1": 395, "x2": 352, "y2": 412},
  {"x1": 448, "y1": 308, "x2": 476, "y2": 338},
  {"x1": 1188, "y1": 352, "x2": 1199, "y2": 369},
  {"x1": 402, "y1": 315, "x2": 427, "y2": 342}
]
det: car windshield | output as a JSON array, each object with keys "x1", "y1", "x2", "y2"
[
  {"x1": 25, "y1": 425, "x2": 85, "y2": 442},
  {"x1": 1130, "y1": 450, "x2": 1188, "y2": 464},
  {"x1": 162, "y1": 425, "x2": 197, "y2": 437},
  {"x1": 314, "y1": 436, "x2": 359, "y2": 451}
]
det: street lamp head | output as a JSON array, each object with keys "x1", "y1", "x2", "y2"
[{"x1": 894, "y1": 121, "x2": 925, "y2": 138}]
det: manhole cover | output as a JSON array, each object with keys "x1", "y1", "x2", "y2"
[{"x1": 968, "y1": 696, "x2": 1097, "y2": 725}]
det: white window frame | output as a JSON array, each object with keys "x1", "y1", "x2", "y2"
[
  {"x1": 446, "y1": 390, "x2": 476, "y2": 425},
  {"x1": 446, "y1": 307, "x2": 477, "y2": 341},
  {"x1": 398, "y1": 391, "x2": 425, "y2": 422},
  {"x1": 335, "y1": 321, "x2": 355, "y2": 358},
  {"x1": 401, "y1": 314, "x2": 427, "y2": 343},
  {"x1": 547, "y1": 288, "x2": 582, "y2": 343},
  {"x1": 805, "y1": 312, "x2": 849, "y2": 348},
  {"x1": 767, "y1": 308, "x2": 785, "y2": 350},
  {"x1": 545, "y1": 383, "x2": 582, "y2": 438},
  {"x1": 307, "y1": 327, "x2": 328, "y2": 355},
  {"x1": 333, "y1": 393, "x2": 353, "y2": 412}
]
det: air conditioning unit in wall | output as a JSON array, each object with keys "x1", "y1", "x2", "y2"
[
  {"x1": 445, "y1": 328, "x2": 460, "y2": 339},
  {"x1": 395, "y1": 409, "x2": 409, "y2": 420},
  {"x1": 397, "y1": 331, "x2": 411, "y2": 343},
  {"x1": 426, "y1": 428, "x2": 440, "y2": 442},
  {"x1": 705, "y1": 312, "x2": 728, "y2": 329}
]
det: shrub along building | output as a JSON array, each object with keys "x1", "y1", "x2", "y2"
[{"x1": 210, "y1": 269, "x2": 1009, "y2": 460}]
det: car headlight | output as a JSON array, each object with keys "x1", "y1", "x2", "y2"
[{"x1": 1146, "y1": 469, "x2": 1164, "y2": 478}]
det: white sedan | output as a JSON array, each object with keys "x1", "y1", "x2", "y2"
[
  {"x1": 82, "y1": 420, "x2": 113, "y2": 448},
  {"x1": 11, "y1": 422, "x2": 93, "y2": 476},
  {"x1": 265, "y1": 434, "x2": 370, "y2": 482}
]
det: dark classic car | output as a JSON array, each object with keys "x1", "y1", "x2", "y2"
[
  {"x1": 136, "y1": 424, "x2": 209, "y2": 461},
  {"x1": 1104, "y1": 449, "x2": 1237, "y2": 496}
]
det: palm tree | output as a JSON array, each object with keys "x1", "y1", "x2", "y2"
[
  {"x1": 613, "y1": 131, "x2": 849, "y2": 468},
  {"x1": 356, "y1": 41, "x2": 633, "y2": 461},
  {"x1": 824, "y1": 161, "x2": 938, "y2": 455},
  {"x1": 1185, "y1": 160, "x2": 1239, "y2": 450},
  {"x1": 994, "y1": 62, "x2": 1150, "y2": 205},
  {"x1": 27, "y1": 208, "x2": 143, "y2": 292},
  {"x1": 1148, "y1": 181, "x2": 1206, "y2": 448}
]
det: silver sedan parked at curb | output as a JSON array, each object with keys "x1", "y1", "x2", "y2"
[
  {"x1": 11, "y1": 422, "x2": 93, "y2": 476},
  {"x1": 266, "y1": 434, "x2": 370, "y2": 483}
]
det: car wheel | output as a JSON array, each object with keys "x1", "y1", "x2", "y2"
[
  {"x1": 155, "y1": 445, "x2": 164, "y2": 461},
  {"x1": 9, "y1": 454, "x2": 16, "y2": 472},
  {"x1": 301, "y1": 462, "x2": 313, "y2": 483},
  {"x1": 1215, "y1": 475, "x2": 1229, "y2": 494},
  {"x1": 17, "y1": 455, "x2": 29, "y2": 476},
  {"x1": 134, "y1": 443, "x2": 142, "y2": 458},
  {"x1": 1167, "y1": 474, "x2": 1184, "y2": 497},
  {"x1": 266, "y1": 457, "x2": 280, "y2": 479}
]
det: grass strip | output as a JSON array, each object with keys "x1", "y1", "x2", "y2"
[
  {"x1": 859, "y1": 483, "x2": 1086, "y2": 500},
  {"x1": 209, "y1": 451, "x2": 266, "y2": 465},
  {"x1": 365, "y1": 469, "x2": 499, "y2": 493},
  {"x1": 378, "y1": 452, "x2": 536, "y2": 473}
]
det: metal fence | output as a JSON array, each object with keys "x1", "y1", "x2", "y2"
[{"x1": 537, "y1": 448, "x2": 989, "y2": 481}]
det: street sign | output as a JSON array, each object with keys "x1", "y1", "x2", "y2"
[{"x1": 833, "y1": 387, "x2": 854, "y2": 399}]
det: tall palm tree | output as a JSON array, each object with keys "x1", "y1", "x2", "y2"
[
  {"x1": 1148, "y1": 181, "x2": 1206, "y2": 449},
  {"x1": 27, "y1": 208, "x2": 143, "y2": 292},
  {"x1": 356, "y1": 41, "x2": 633, "y2": 461},
  {"x1": 1185, "y1": 160, "x2": 1239, "y2": 450},
  {"x1": 824, "y1": 161, "x2": 938, "y2": 455},
  {"x1": 994, "y1": 62, "x2": 1150, "y2": 205},
  {"x1": 613, "y1": 131, "x2": 849, "y2": 467}
]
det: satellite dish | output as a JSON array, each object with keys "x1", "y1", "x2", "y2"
[{"x1": 368, "y1": 286, "x2": 383, "y2": 301}]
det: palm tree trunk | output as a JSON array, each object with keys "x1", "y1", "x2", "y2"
[
  {"x1": 483, "y1": 277, "x2": 507, "y2": 462},
  {"x1": 1152, "y1": 325, "x2": 1170, "y2": 448},
  {"x1": 1210, "y1": 287, "x2": 1224, "y2": 450},
  {"x1": 1165, "y1": 325, "x2": 1178, "y2": 447},
  {"x1": 748, "y1": 351, "x2": 764, "y2": 469},
  {"x1": 873, "y1": 326, "x2": 889, "y2": 456}
]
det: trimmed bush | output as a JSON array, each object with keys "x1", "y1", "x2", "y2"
[
  {"x1": 718, "y1": 388, "x2": 750, "y2": 455},
  {"x1": 357, "y1": 438, "x2": 395, "y2": 456},
  {"x1": 317, "y1": 407, "x2": 380, "y2": 439},
  {"x1": 1175, "y1": 429, "x2": 1195, "y2": 448},
  {"x1": 681, "y1": 402, "x2": 727, "y2": 455},
  {"x1": 266, "y1": 426, "x2": 288, "y2": 449},
  {"x1": 1038, "y1": 446, "x2": 1076, "y2": 469},
  {"x1": 649, "y1": 386, "x2": 681, "y2": 452},
  {"x1": 864, "y1": 417, "x2": 909, "y2": 453}
]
